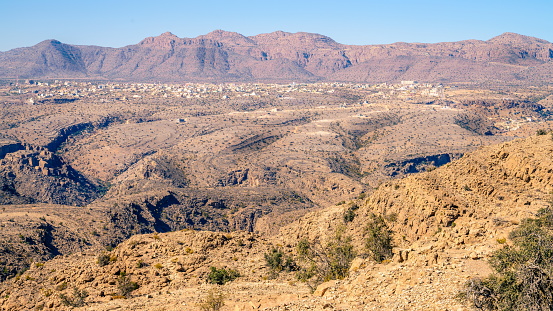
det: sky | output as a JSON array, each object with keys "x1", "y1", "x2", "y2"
[{"x1": 1, "y1": 0, "x2": 552, "y2": 51}]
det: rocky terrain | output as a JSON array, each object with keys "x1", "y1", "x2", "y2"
[
  {"x1": 0, "y1": 77, "x2": 551, "y2": 310},
  {"x1": 0, "y1": 132, "x2": 551, "y2": 310},
  {"x1": 0, "y1": 144, "x2": 99, "y2": 206},
  {"x1": 0, "y1": 81, "x2": 551, "y2": 282},
  {"x1": 0, "y1": 31, "x2": 552, "y2": 83}
]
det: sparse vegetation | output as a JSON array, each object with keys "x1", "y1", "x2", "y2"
[
  {"x1": 460, "y1": 205, "x2": 553, "y2": 310},
  {"x1": 296, "y1": 226, "x2": 356, "y2": 291},
  {"x1": 264, "y1": 247, "x2": 297, "y2": 277},
  {"x1": 207, "y1": 267, "x2": 240, "y2": 285},
  {"x1": 117, "y1": 275, "x2": 139, "y2": 297},
  {"x1": 198, "y1": 287, "x2": 225, "y2": 311},
  {"x1": 1, "y1": 77, "x2": 553, "y2": 309},
  {"x1": 55, "y1": 282, "x2": 68, "y2": 291},
  {"x1": 453, "y1": 112, "x2": 496, "y2": 136},
  {"x1": 59, "y1": 287, "x2": 88, "y2": 307},
  {"x1": 97, "y1": 253, "x2": 111, "y2": 266},
  {"x1": 343, "y1": 204, "x2": 359, "y2": 223},
  {"x1": 136, "y1": 260, "x2": 146, "y2": 268},
  {"x1": 0, "y1": 266, "x2": 12, "y2": 281},
  {"x1": 364, "y1": 214, "x2": 394, "y2": 263},
  {"x1": 41, "y1": 288, "x2": 53, "y2": 297}
]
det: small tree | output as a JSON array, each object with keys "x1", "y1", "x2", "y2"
[
  {"x1": 364, "y1": 214, "x2": 393, "y2": 263},
  {"x1": 117, "y1": 275, "x2": 139, "y2": 297},
  {"x1": 207, "y1": 267, "x2": 240, "y2": 285},
  {"x1": 97, "y1": 253, "x2": 111, "y2": 266},
  {"x1": 460, "y1": 206, "x2": 553, "y2": 310},
  {"x1": 264, "y1": 248, "x2": 297, "y2": 275},
  {"x1": 296, "y1": 226, "x2": 356, "y2": 291}
]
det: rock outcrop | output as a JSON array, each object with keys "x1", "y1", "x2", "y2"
[{"x1": 0, "y1": 145, "x2": 99, "y2": 206}]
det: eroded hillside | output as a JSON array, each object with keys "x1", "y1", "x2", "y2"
[
  {"x1": 0, "y1": 82, "x2": 552, "y2": 281},
  {"x1": 0, "y1": 133, "x2": 552, "y2": 310}
]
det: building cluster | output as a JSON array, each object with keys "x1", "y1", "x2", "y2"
[{"x1": 0, "y1": 80, "x2": 451, "y2": 104}]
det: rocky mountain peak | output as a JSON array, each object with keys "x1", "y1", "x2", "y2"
[
  {"x1": 34, "y1": 39, "x2": 71, "y2": 51},
  {"x1": 40, "y1": 39, "x2": 62, "y2": 46},
  {"x1": 159, "y1": 31, "x2": 178, "y2": 38},
  {"x1": 199, "y1": 29, "x2": 255, "y2": 46},
  {"x1": 203, "y1": 29, "x2": 245, "y2": 39},
  {"x1": 138, "y1": 32, "x2": 183, "y2": 48},
  {"x1": 250, "y1": 30, "x2": 293, "y2": 42},
  {"x1": 488, "y1": 32, "x2": 550, "y2": 45},
  {"x1": 250, "y1": 31, "x2": 339, "y2": 49}
]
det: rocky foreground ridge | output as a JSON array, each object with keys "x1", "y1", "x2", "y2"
[
  {"x1": 0, "y1": 133, "x2": 551, "y2": 310},
  {"x1": 1, "y1": 31, "x2": 552, "y2": 83}
]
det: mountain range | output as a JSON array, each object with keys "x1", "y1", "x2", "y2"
[{"x1": 1, "y1": 30, "x2": 553, "y2": 83}]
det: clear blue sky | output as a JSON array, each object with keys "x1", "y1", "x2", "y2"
[{"x1": 1, "y1": 0, "x2": 552, "y2": 51}]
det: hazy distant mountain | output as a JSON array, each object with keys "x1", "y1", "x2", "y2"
[{"x1": 0, "y1": 30, "x2": 552, "y2": 83}]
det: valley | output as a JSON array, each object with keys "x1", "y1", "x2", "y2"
[{"x1": 0, "y1": 79, "x2": 552, "y2": 310}]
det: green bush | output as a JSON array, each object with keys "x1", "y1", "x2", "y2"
[
  {"x1": 460, "y1": 206, "x2": 553, "y2": 310},
  {"x1": 325, "y1": 227, "x2": 357, "y2": 280},
  {"x1": 343, "y1": 204, "x2": 359, "y2": 223},
  {"x1": 364, "y1": 214, "x2": 394, "y2": 263},
  {"x1": 117, "y1": 275, "x2": 139, "y2": 297},
  {"x1": 264, "y1": 248, "x2": 297, "y2": 274},
  {"x1": 135, "y1": 260, "x2": 146, "y2": 268},
  {"x1": 207, "y1": 267, "x2": 240, "y2": 285}
]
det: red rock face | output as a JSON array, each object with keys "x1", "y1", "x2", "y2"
[{"x1": 0, "y1": 31, "x2": 552, "y2": 83}]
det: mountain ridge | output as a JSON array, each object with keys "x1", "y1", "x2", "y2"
[{"x1": 0, "y1": 31, "x2": 552, "y2": 83}]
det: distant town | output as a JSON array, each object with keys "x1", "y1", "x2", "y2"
[{"x1": 1, "y1": 80, "x2": 450, "y2": 105}]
